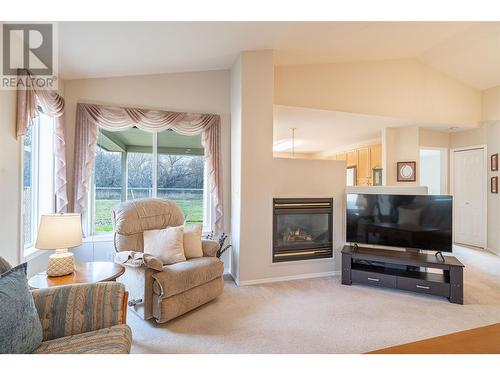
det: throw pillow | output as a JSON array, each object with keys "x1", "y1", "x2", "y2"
[
  {"x1": 0, "y1": 263, "x2": 43, "y2": 353},
  {"x1": 183, "y1": 224, "x2": 204, "y2": 258},
  {"x1": 144, "y1": 226, "x2": 186, "y2": 265},
  {"x1": 0, "y1": 256, "x2": 12, "y2": 274}
]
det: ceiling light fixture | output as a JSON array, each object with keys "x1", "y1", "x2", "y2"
[{"x1": 273, "y1": 129, "x2": 303, "y2": 154}]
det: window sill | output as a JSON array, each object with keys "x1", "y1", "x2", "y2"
[
  {"x1": 22, "y1": 247, "x2": 46, "y2": 263},
  {"x1": 83, "y1": 233, "x2": 114, "y2": 243},
  {"x1": 82, "y1": 227, "x2": 213, "y2": 244}
]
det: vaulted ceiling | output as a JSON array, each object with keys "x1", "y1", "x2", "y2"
[{"x1": 59, "y1": 22, "x2": 500, "y2": 90}]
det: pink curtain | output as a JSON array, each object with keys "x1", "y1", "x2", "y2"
[
  {"x1": 72, "y1": 103, "x2": 223, "y2": 231},
  {"x1": 16, "y1": 70, "x2": 68, "y2": 213}
]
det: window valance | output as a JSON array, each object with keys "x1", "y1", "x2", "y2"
[{"x1": 72, "y1": 103, "x2": 223, "y2": 231}]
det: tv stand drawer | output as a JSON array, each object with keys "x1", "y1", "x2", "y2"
[
  {"x1": 396, "y1": 276, "x2": 450, "y2": 297},
  {"x1": 352, "y1": 269, "x2": 396, "y2": 288}
]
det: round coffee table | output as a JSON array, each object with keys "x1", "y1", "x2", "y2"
[{"x1": 28, "y1": 261, "x2": 125, "y2": 289}]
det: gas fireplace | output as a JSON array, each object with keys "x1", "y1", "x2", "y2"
[{"x1": 273, "y1": 198, "x2": 333, "y2": 262}]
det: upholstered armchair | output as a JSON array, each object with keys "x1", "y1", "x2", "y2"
[
  {"x1": 1, "y1": 256, "x2": 130, "y2": 354},
  {"x1": 112, "y1": 198, "x2": 224, "y2": 323},
  {"x1": 32, "y1": 282, "x2": 131, "y2": 354}
]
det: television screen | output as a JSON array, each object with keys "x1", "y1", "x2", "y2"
[{"x1": 346, "y1": 194, "x2": 453, "y2": 252}]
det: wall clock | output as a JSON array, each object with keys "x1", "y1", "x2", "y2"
[{"x1": 397, "y1": 161, "x2": 416, "y2": 182}]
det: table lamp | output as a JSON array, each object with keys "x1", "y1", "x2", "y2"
[{"x1": 35, "y1": 213, "x2": 83, "y2": 277}]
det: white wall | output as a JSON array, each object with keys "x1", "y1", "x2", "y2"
[
  {"x1": 420, "y1": 149, "x2": 442, "y2": 195},
  {"x1": 0, "y1": 90, "x2": 21, "y2": 266},
  {"x1": 230, "y1": 55, "x2": 242, "y2": 282}
]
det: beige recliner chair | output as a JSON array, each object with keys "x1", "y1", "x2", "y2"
[{"x1": 112, "y1": 198, "x2": 224, "y2": 323}]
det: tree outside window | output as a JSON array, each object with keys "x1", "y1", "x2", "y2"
[{"x1": 92, "y1": 128, "x2": 206, "y2": 234}]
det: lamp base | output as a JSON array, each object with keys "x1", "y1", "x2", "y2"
[{"x1": 47, "y1": 250, "x2": 74, "y2": 277}]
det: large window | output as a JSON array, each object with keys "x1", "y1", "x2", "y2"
[
  {"x1": 22, "y1": 113, "x2": 55, "y2": 255},
  {"x1": 91, "y1": 128, "x2": 208, "y2": 235},
  {"x1": 157, "y1": 130, "x2": 205, "y2": 226}
]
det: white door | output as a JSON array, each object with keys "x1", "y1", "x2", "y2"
[{"x1": 453, "y1": 148, "x2": 486, "y2": 248}]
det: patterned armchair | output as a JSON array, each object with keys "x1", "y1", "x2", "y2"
[{"x1": 31, "y1": 282, "x2": 132, "y2": 354}]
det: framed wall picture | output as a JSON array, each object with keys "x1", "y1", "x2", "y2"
[
  {"x1": 397, "y1": 161, "x2": 416, "y2": 182},
  {"x1": 372, "y1": 168, "x2": 383, "y2": 186},
  {"x1": 492, "y1": 177, "x2": 498, "y2": 194},
  {"x1": 491, "y1": 153, "x2": 498, "y2": 171}
]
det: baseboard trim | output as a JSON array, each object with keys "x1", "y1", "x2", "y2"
[
  {"x1": 486, "y1": 247, "x2": 500, "y2": 256},
  {"x1": 238, "y1": 270, "x2": 340, "y2": 286}
]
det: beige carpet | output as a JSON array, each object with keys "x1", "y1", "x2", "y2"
[{"x1": 129, "y1": 245, "x2": 500, "y2": 353}]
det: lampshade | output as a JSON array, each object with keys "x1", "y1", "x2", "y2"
[{"x1": 35, "y1": 213, "x2": 83, "y2": 250}]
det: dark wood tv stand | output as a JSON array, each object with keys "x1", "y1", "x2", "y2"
[{"x1": 341, "y1": 245, "x2": 464, "y2": 304}]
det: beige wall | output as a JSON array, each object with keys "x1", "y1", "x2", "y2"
[
  {"x1": 231, "y1": 51, "x2": 346, "y2": 284},
  {"x1": 485, "y1": 122, "x2": 500, "y2": 255},
  {"x1": 63, "y1": 70, "x2": 232, "y2": 234},
  {"x1": 272, "y1": 152, "x2": 318, "y2": 159},
  {"x1": 3, "y1": 51, "x2": 498, "y2": 280},
  {"x1": 382, "y1": 126, "x2": 420, "y2": 186},
  {"x1": 234, "y1": 50, "x2": 275, "y2": 283},
  {"x1": 482, "y1": 86, "x2": 500, "y2": 122},
  {"x1": 450, "y1": 127, "x2": 487, "y2": 149},
  {"x1": 419, "y1": 128, "x2": 450, "y2": 149},
  {"x1": 272, "y1": 158, "x2": 346, "y2": 275},
  {"x1": 1, "y1": 71, "x2": 232, "y2": 273},
  {"x1": 275, "y1": 59, "x2": 482, "y2": 127},
  {"x1": 0, "y1": 90, "x2": 21, "y2": 265}
]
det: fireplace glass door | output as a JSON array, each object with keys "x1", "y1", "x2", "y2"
[{"x1": 275, "y1": 213, "x2": 331, "y2": 250}]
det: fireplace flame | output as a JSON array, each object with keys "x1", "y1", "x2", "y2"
[{"x1": 283, "y1": 227, "x2": 313, "y2": 242}]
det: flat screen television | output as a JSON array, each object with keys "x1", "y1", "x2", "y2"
[{"x1": 346, "y1": 194, "x2": 453, "y2": 252}]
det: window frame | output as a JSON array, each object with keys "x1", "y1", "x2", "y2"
[
  {"x1": 22, "y1": 123, "x2": 39, "y2": 251},
  {"x1": 20, "y1": 114, "x2": 56, "y2": 260},
  {"x1": 87, "y1": 129, "x2": 212, "y2": 239}
]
